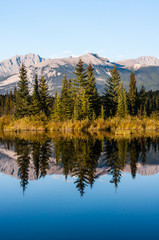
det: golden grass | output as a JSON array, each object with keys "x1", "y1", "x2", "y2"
[{"x1": 1, "y1": 115, "x2": 159, "y2": 136}]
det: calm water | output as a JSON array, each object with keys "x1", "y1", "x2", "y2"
[{"x1": 0, "y1": 132, "x2": 159, "y2": 240}]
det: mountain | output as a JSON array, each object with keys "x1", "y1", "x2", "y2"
[
  {"x1": 117, "y1": 56, "x2": 159, "y2": 69},
  {"x1": 0, "y1": 53, "x2": 159, "y2": 95}
]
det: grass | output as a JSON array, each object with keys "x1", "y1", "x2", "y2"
[{"x1": 1, "y1": 114, "x2": 159, "y2": 135}]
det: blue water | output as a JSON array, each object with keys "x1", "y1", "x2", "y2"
[
  {"x1": 0, "y1": 134, "x2": 159, "y2": 240},
  {"x1": 0, "y1": 173, "x2": 159, "y2": 240}
]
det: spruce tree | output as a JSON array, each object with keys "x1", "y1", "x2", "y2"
[
  {"x1": 4, "y1": 92, "x2": 10, "y2": 115},
  {"x1": 31, "y1": 74, "x2": 41, "y2": 115},
  {"x1": 39, "y1": 75, "x2": 50, "y2": 116},
  {"x1": 117, "y1": 82, "x2": 128, "y2": 118},
  {"x1": 0, "y1": 95, "x2": 4, "y2": 116},
  {"x1": 71, "y1": 59, "x2": 87, "y2": 120},
  {"x1": 72, "y1": 59, "x2": 87, "y2": 95},
  {"x1": 15, "y1": 64, "x2": 30, "y2": 118},
  {"x1": 138, "y1": 85, "x2": 146, "y2": 117},
  {"x1": 73, "y1": 98, "x2": 80, "y2": 121},
  {"x1": 128, "y1": 70, "x2": 137, "y2": 115},
  {"x1": 81, "y1": 89, "x2": 90, "y2": 119},
  {"x1": 9, "y1": 91, "x2": 15, "y2": 115},
  {"x1": 104, "y1": 65, "x2": 121, "y2": 117},
  {"x1": 100, "y1": 105, "x2": 105, "y2": 120},
  {"x1": 52, "y1": 91, "x2": 62, "y2": 121},
  {"x1": 60, "y1": 75, "x2": 72, "y2": 120},
  {"x1": 86, "y1": 63, "x2": 100, "y2": 118}
]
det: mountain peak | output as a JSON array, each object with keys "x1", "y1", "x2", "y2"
[
  {"x1": 0, "y1": 53, "x2": 159, "y2": 95},
  {"x1": 0, "y1": 53, "x2": 45, "y2": 76},
  {"x1": 117, "y1": 55, "x2": 159, "y2": 69},
  {"x1": 136, "y1": 56, "x2": 159, "y2": 66},
  {"x1": 75, "y1": 52, "x2": 109, "y2": 65}
]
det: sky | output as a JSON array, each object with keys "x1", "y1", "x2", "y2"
[{"x1": 0, "y1": 0, "x2": 159, "y2": 61}]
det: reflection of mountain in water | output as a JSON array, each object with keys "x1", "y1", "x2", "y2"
[{"x1": 0, "y1": 135, "x2": 159, "y2": 195}]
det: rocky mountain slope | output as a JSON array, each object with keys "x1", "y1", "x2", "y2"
[
  {"x1": 0, "y1": 53, "x2": 159, "y2": 95},
  {"x1": 117, "y1": 56, "x2": 159, "y2": 69}
]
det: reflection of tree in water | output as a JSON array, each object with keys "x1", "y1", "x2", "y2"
[
  {"x1": 14, "y1": 138, "x2": 31, "y2": 193},
  {"x1": 1, "y1": 134, "x2": 159, "y2": 194},
  {"x1": 32, "y1": 142, "x2": 41, "y2": 179},
  {"x1": 32, "y1": 140, "x2": 51, "y2": 179},
  {"x1": 39, "y1": 139, "x2": 51, "y2": 177},
  {"x1": 103, "y1": 137, "x2": 150, "y2": 187},
  {"x1": 129, "y1": 139, "x2": 139, "y2": 179},
  {"x1": 14, "y1": 138, "x2": 51, "y2": 193},
  {"x1": 139, "y1": 137, "x2": 147, "y2": 165},
  {"x1": 104, "y1": 139, "x2": 127, "y2": 188},
  {"x1": 53, "y1": 137, "x2": 102, "y2": 196}
]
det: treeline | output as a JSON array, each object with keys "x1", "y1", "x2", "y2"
[{"x1": 0, "y1": 61, "x2": 159, "y2": 120}]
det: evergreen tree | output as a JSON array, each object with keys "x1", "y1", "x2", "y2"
[
  {"x1": 60, "y1": 75, "x2": 72, "y2": 120},
  {"x1": 100, "y1": 105, "x2": 105, "y2": 120},
  {"x1": 9, "y1": 91, "x2": 15, "y2": 115},
  {"x1": 15, "y1": 64, "x2": 30, "y2": 118},
  {"x1": 104, "y1": 65, "x2": 121, "y2": 117},
  {"x1": 32, "y1": 74, "x2": 41, "y2": 115},
  {"x1": 0, "y1": 95, "x2": 4, "y2": 116},
  {"x1": 128, "y1": 70, "x2": 137, "y2": 115},
  {"x1": 52, "y1": 91, "x2": 62, "y2": 121},
  {"x1": 81, "y1": 89, "x2": 90, "y2": 119},
  {"x1": 72, "y1": 59, "x2": 87, "y2": 95},
  {"x1": 138, "y1": 85, "x2": 146, "y2": 117},
  {"x1": 71, "y1": 60, "x2": 88, "y2": 120},
  {"x1": 73, "y1": 98, "x2": 80, "y2": 121},
  {"x1": 4, "y1": 92, "x2": 10, "y2": 115},
  {"x1": 117, "y1": 82, "x2": 128, "y2": 118},
  {"x1": 86, "y1": 63, "x2": 100, "y2": 117},
  {"x1": 39, "y1": 75, "x2": 50, "y2": 116}
]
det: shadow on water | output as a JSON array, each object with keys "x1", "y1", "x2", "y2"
[{"x1": 0, "y1": 132, "x2": 159, "y2": 196}]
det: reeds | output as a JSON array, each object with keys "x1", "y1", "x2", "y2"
[{"x1": 1, "y1": 115, "x2": 159, "y2": 135}]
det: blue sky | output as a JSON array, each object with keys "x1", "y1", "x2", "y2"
[{"x1": 0, "y1": 0, "x2": 159, "y2": 61}]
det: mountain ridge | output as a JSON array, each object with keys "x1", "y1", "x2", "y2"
[{"x1": 0, "y1": 53, "x2": 159, "y2": 95}]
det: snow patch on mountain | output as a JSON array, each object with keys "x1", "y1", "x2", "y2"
[{"x1": 0, "y1": 53, "x2": 159, "y2": 95}]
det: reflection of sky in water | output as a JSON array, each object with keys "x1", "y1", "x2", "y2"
[
  {"x1": 0, "y1": 134, "x2": 159, "y2": 240},
  {"x1": 0, "y1": 173, "x2": 159, "y2": 240}
]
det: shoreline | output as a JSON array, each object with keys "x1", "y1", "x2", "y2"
[{"x1": 1, "y1": 115, "x2": 159, "y2": 136}]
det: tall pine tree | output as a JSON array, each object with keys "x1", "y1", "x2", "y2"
[
  {"x1": 60, "y1": 75, "x2": 72, "y2": 120},
  {"x1": 138, "y1": 85, "x2": 146, "y2": 117},
  {"x1": 72, "y1": 59, "x2": 87, "y2": 95},
  {"x1": 104, "y1": 65, "x2": 121, "y2": 117},
  {"x1": 86, "y1": 63, "x2": 100, "y2": 118},
  {"x1": 128, "y1": 70, "x2": 137, "y2": 115},
  {"x1": 31, "y1": 74, "x2": 41, "y2": 115},
  {"x1": 15, "y1": 64, "x2": 30, "y2": 118},
  {"x1": 39, "y1": 75, "x2": 50, "y2": 116},
  {"x1": 71, "y1": 59, "x2": 88, "y2": 120},
  {"x1": 117, "y1": 82, "x2": 128, "y2": 118},
  {"x1": 52, "y1": 91, "x2": 62, "y2": 121}
]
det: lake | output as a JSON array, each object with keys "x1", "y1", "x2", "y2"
[{"x1": 0, "y1": 132, "x2": 159, "y2": 240}]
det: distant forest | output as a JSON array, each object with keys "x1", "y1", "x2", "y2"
[{"x1": 0, "y1": 59, "x2": 159, "y2": 120}]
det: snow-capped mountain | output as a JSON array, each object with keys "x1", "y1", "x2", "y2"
[{"x1": 0, "y1": 53, "x2": 159, "y2": 95}]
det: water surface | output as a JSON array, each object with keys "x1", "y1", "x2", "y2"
[{"x1": 0, "y1": 132, "x2": 159, "y2": 240}]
